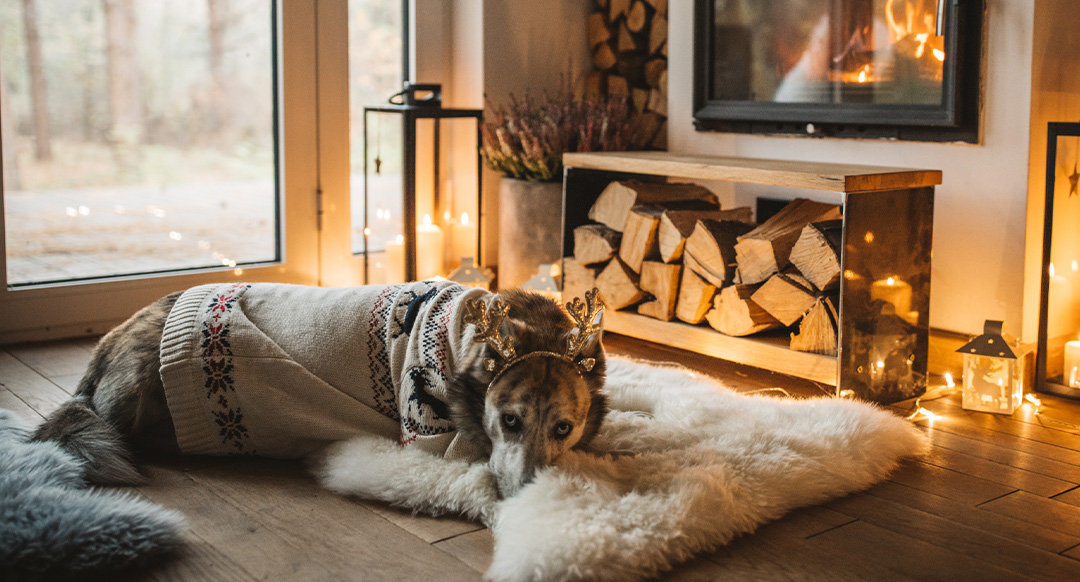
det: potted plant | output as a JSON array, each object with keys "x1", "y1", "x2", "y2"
[{"x1": 481, "y1": 89, "x2": 634, "y2": 288}]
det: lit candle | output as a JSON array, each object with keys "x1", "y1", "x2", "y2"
[
  {"x1": 871, "y1": 276, "x2": 912, "y2": 315},
  {"x1": 416, "y1": 214, "x2": 445, "y2": 280},
  {"x1": 385, "y1": 234, "x2": 405, "y2": 284},
  {"x1": 451, "y1": 212, "x2": 478, "y2": 262},
  {"x1": 1065, "y1": 338, "x2": 1080, "y2": 388}
]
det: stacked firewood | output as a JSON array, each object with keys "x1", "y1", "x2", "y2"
[
  {"x1": 587, "y1": 0, "x2": 667, "y2": 149},
  {"x1": 563, "y1": 180, "x2": 844, "y2": 355}
]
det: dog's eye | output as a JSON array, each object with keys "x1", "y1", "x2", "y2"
[
  {"x1": 502, "y1": 413, "x2": 521, "y2": 432},
  {"x1": 554, "y1": 421, "x2": 573, "y2": 438}
]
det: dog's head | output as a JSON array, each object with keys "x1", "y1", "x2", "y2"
[{"x1": 448, "y1": 289, "x2": 607, "y2": 498}]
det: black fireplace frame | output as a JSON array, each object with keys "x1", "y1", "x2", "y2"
[{"x1": 692, "y1": 0, "x2": 985, "y2": 143}]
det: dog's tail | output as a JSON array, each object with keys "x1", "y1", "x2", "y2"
[{"x1": 33, "y1": 398, "x2": 144, "y2": 485}]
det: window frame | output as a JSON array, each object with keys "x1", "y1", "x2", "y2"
[{"x1": 0, "y1": 0, "x2": 324, "y2": 343}]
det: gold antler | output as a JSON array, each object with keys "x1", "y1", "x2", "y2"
[
  {"x1": 564, "y1": 288, "x2": 604, "y2": 368},
  {"x1": 463, "y1": 297, "x2": 516, "y2": 371}
]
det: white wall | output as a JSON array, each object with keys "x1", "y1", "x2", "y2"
[{"x1": 668, "y1": 0, "x2": 1037, "y2": 338}]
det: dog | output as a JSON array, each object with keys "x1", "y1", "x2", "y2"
[{"x1": 33, "y1": 280, "x2": 608, "y2": 498}]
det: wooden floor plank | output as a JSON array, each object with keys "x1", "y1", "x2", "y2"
[
  {"x1": 186, "y1": 459, "x2": 482, "y2": 581},
  {"x1": 433, "y1": 529, "x2": 494, "y2": 574},
  {"x1": 924, "y1": 429, "x2": 1080, "y2": 490},
  {"x1": 827, "y1": 489, "x2": 1080, "y2": 580},
  {"x1": 6, "y1": 338, "x2": 94, "y2": 379},
  {"x1": 920, "y1": 438, "x2": 1077, "y2": 497},
  {"x1": 362, "y1": 501, "x2": 485, "y2": 543},
  {"x1": 865, "y1": 480, "x2": 1080, "y2": 554},
  {"x1": 0, "y1": 350, "x2": 73, "y2": 415},
  {"x1": 0, "y1": 386, "x2": 45, "y2": 424},
  {"x1": 923, "y1": 418, "x2": 1080, "y2": 469},
  {"x1": 136, "y1": 463, "x2": 340, "y2": 581},
  {"x1": 917, "y1": 398, "x2": 1080, "y2": 454},
  {"x1": 887, "y1": 459, "x2": 1017, "y2": 505},
  {"x1": 141, "y1": 534, "x2": 259, "y2": 582},
  {"x1": 979, "y1": 490, "x2": 1080, "y2": 536},
  {"x1": 810, "y1": 520, "x2": 1036, "y2": 582},
  {"x1": 1052, "y1": 486, "x2": 1080, "y2": 508}
]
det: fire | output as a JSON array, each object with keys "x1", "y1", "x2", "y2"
[{"x1": 884, "y1": 0, "x2": 946, "y2": 77}]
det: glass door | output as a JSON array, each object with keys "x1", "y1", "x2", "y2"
[{"x1": 0, "y1": 0, "x2": 322, "y2": 342}]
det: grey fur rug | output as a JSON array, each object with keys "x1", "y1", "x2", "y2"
[{"x1": 0, "y1": 409, "x2": 185, "y2": 581}]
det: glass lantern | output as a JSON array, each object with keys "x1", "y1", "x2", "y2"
[{"x1": 958, "y1": 320, "x2": 1031, "y2": 415}]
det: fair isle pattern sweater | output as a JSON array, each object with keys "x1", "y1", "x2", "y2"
[{"x1": 158, "y1": 280, "x2": 489, "y2": 462}]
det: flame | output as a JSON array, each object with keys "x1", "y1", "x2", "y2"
[
  {"x1": 884, "y1": 0, "x2": 945, "y2": 75},
  {"x1": 461, "y1": 212, "x2": 470, "y2": 226},
  {"x1": 858, "y1": 65, "x2": 871, "y2": 83}
]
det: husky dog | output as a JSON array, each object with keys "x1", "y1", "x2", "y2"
[{"x1": 33, "y1": 282, "x2": 607, "y2": 498}]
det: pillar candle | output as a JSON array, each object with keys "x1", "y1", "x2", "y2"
[
  {"x1": 452, "y1": 212, "x2": 478, "y2": 262},
  {"x1": 1065, "y1": 339, "x2": 1080, "y2": 388},
  {"x1": 416, "y1": 214, "x2": 445, "y2": 280},
  {"x1": 385, "y1": 234, "x2": 405, "y2": 285},
  {"x1": 870, "y1": 276, "x2": 912, "y2": 315}
]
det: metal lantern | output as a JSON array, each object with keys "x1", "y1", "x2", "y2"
[
  {"x1": 363, "y1": 83, "x2": 483, "y2": 283},
  {"x1": 958, "y1": 320, "x2": 1031, "y2": 415},
  {"x1": 447, "y1": 257, "x2": 494, "y2": 290}
]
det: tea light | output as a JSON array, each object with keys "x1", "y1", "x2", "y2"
[
  {"x1": 416, "y1": 214, "x2": 445, "y2": 280},
  {"x1": 385, "y1": 234, "x2": 405, "y2": 284}
]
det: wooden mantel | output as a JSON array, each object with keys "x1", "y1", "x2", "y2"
[{"x1": 562, "y1": 151, "x2": 943, "y2": 193}]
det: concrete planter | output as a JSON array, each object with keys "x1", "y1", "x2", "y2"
[{"x1": 497, "y1": 178, "x2": 563, "y2": 289}]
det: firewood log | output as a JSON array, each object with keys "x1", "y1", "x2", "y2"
[
  {"x1": 585, "y1": 71, "x2": 604, "y2": 98},
  {"x1": 734, "y1": 198, "x2": 842, "y2": 285},
  {"x1": 632, "y1": 87, "x2": 649, "y2": 113},
  {"x1": 627, "y1": 1, "x2": 647, "y2": 33},
  {"x1": 645, "y1": 0, "x2": 666, "y2": 16},
  {"x1": 609, "y1": 0, "x2": 630, "y2": 21},
  {"x1": 750, "y1": 273, "x2": 818, "y2": 327},
  {"x1": 649, "y1": 14, "x2": 667, "y2": 54},
  {"x1": 647, "y1": 89, "x2": 667, "y2": 114},
  {"x1": 593, "y1": 42, "x2": 617, "y2": 71},
  {"x1": 675, "y1": 267, "x2": 716, "y2": 325},
  {"x1": 588, "y1": 180, "x2": 718, "y2": 232},
  {"x1": 588, "y1": 12, "x2": 612, "y2": 48},
  {"x1": 595, "y1": 258, "x2": 646, "y2": 310},
  {"x1": 790, "y1": 296, "x2": 838, "y2": 355},
  {"x1": 573, "y1": 224, "x2": 621, "y2": 266},
  {"x1": 607, "y1": 74, "x2": 629, "y2": 97},
  {"x1": 638, "y1": 261, "x2": 681, "y2": 321},
  {"x1": 789, "y1": 219, "x2": 843, "y2": 291},
  {"x1": 619, "y1": 205, "x2": 664, "y2": 273},
  {"x1": 645, "y1": 58, "x2": 666, "y2": 88},
  {"x1": 683, "y1": 219, "x2": 756, "y2": 287},
  {"x1": 657, "y1": 207, "x2": 753, "y2": 263},
  {"x1": 658, "y1": 69, "x2": 668, "y2": 96},
  {"x1": 705, "y1": 284, "x2": 781, "y2": 337},
  {"x1": 617, "y1": 21, "x2": 637, "y2": 52},
  {"x1": 562, "y1": 258, "x2": 600, "y2": 305}
]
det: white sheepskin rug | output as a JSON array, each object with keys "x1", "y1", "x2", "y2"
[{"x1": 317, "y1": 357, "x2": 929, "y2": 581}]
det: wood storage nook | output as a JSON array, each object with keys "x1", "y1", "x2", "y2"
[{"x1": 560, "y1": 152, "x2": 940, "y2": 404}]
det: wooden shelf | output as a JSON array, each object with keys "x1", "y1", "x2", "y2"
[
  {"x1": 562, "y1": 151, "x2": 942, "y2": 194},
  {"x1": 604, "y1": 310, "x2": 838, "y2": 386}
]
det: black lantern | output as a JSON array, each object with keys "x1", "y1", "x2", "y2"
[
  {"x1": 362, "y1": 83, "x2": 483, "y2": 283},
  {"x1": 1037, "y1": 122, "x2": 1080, "y2": 400}
]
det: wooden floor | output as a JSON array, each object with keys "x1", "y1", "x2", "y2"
[{"x1": 5, "y1": 334, "x2": 1080, "y2": 581}]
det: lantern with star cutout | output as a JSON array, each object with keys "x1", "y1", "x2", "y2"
[{"x1": 958, "y1": 321, "x2": 1031, "y2": 414}]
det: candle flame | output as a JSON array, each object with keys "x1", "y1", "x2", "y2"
[
  {"x1": 1073, "y1": 260, "x2": 1078, "y2": 272},
  {"x1": 461, "y1": 212, "x2": 470, "y2": 226},
  {"x1": 395, "y1": 234, "x2": 404, "y2": 243},
  {"x1": 944, "y1": 372, "x2": 954, "y2": 388},
  {"x1": 1050, "y1": 262, "x2": 1057, "y2": 277},
  {"x1": 423, "y1": 214, "x2": 433, "y2": 227},
  {"x1": 886, "y1": 277, "x2": 896, "y2": 286}
]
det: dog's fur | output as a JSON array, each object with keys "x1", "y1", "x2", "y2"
[{"x1": 33, "y1": 286, "x2": 607, "y2": 498}]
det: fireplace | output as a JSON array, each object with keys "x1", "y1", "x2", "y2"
[{"x1": 693, "y1": 0, "x2": 984, "y2": 142}]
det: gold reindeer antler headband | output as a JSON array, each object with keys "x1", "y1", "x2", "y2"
[{"x1": 463, "y1": 289, "x2": 604, "y2": 384}]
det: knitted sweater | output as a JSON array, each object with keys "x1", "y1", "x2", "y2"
[{"x1": 158, "y1": 280, "x2": 489, "y2": 462}]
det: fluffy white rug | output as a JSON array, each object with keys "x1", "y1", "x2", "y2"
[{"x1": 317, "y1": 357, "x2": 928, "y2": 581}]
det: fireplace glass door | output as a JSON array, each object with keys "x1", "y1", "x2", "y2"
[{"x1": 694, "y1": 0, "x2": 983, "y2": 141}]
